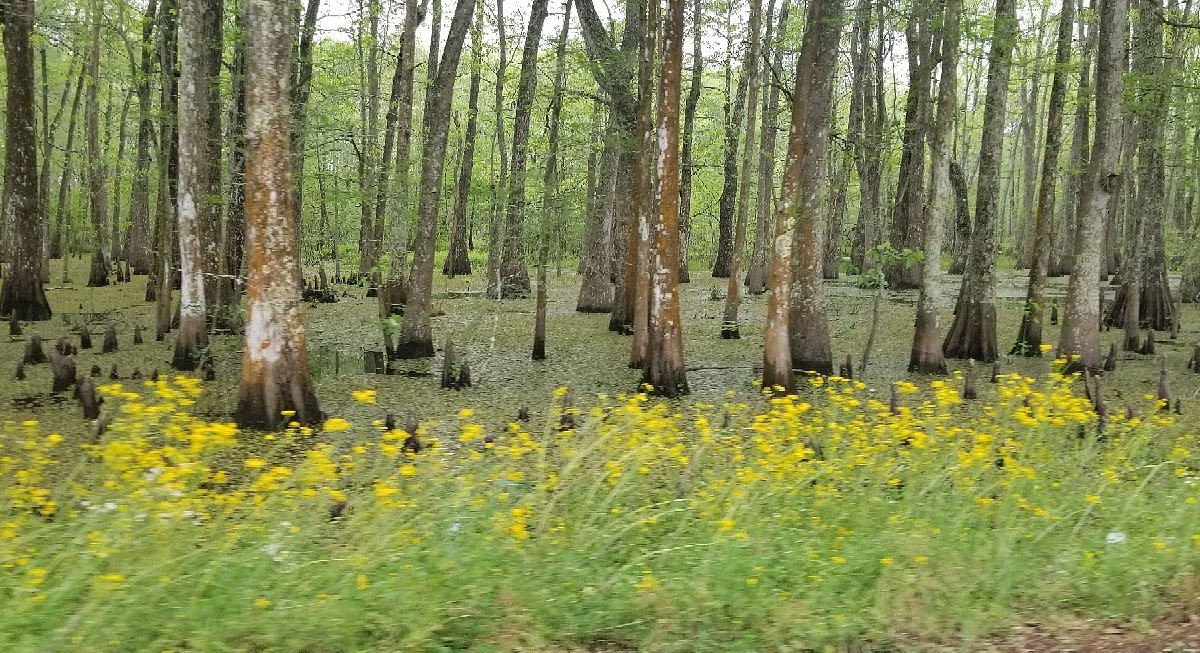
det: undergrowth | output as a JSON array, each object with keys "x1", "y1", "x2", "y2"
[{"x1": 1, "y1": 370, "x2": 1198, "y2": 651}]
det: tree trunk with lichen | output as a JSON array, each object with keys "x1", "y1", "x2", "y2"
[
  {"x1": 498, "y1": 0, "x2": 550, "y2": 298},
  {"x1": 174, "y1": 0, "x2": 221, "y2": 370},
  {"x1": 712, "y1": 31, "x2": 748, "y2": 280},
  {"x1": 1060, "y1": 0, "x2": 1126, "y2": 371},
  {"x1": 763, "y1": 0, "x2": 845, "y2": 387},
  {"x1": 942, "y1": 0, "x2": 1015, "y2": 362},
  {"x1": 393, "y1": 0, "x2": 475, "y2": 359},
  {"x1": 0, "y1": 0, "x2": 51, "y2": 321},
  {"x1": 84, "y1": 0, "x2": 109, "y2": 288},
  {"x1": 909, "y1": 0, "x2": 960, "y2": 373},
  {"x1": 444, "y1": 2, "x2": 481, "y2": 278},
  {"x1": 886, "y1": 0, "x2": 935, "y2": 290},
  {"x1": 647, "y1": 0, "x2": 688, "y2": 397},
  {"x1": 1011, "y1": 0, "x2": 1074, "y2": 356},
  {"x1": 1049, "y1": 2, "x2": 1092, "y2": 278},
  {"x1": 720, "y1": 0, "x2": 762, "y2": 337},
  {"x1": 677, "y1": 0, "x2": 702, "y2": 284},
  {"x1": 747, "y1": 0, "x2": 788, "y2": 295},
  {"x1": 125, "y1": 0, "x2": 158, "y2": 275},
  {"x1": 236, "y1": 0, "x2": 321, "y2": 430},
  {"x1": 1105, "y1": 0, "x2": 1175, "y2": 333}
]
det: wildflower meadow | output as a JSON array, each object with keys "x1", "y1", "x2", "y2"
[{"x1": 1, "y1": 369, "x2": 1197, "y2": 651}]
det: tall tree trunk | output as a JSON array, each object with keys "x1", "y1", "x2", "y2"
[
  {"x1": 393, "y1": 0, "x2": 475, "y2": 358},
  {"x1": 175, "y1": 0, "x2": 222, "y2": 369},
  {"x1": 291, "y1": 0, "x2": 320, "y2": 276},
  {"x1": 225, "y1": 0, "x2": 247, "y2": 291},
  {"x1": 887, "y1": 0, "x2": 936, "y2": 290},
  {"x1": 1012, "y1": 0, "x2": 1075, "y2": 356},
  {"x1": 942, "y1": 0, "x2": 1016, "y2": 362},
  {"x1": 910, "y1": 0, "x2": 961, "y2": 373},
  {"x1": 485, "y1": 0, "x2": 509, "y2": 298},
  {"x1": 0, "y1": 0, "x2": 51, "y2": 320},
  {"x1": 1049, "y1": 0, "x2": 1092, "y2": 278},
  {"x1": 109, "y1": 90, "x2": 132, "y2": 267},
  {"x1": 375, "y1": 0, "x2": 426, "y2": 311},
  {"x1": 647, "y1": 0, "x2": 688, "y2": 396},
  {"x1": 126, "y1": 0, "x2": 158, "y2": 275},
  {"x1": 357, "y1": 0, "x2": 382, "y2": 277},
  {"x1": 711, "y1": 30, "x2": 748, "y2": 279},
  {"x1": 677, "y1": 0, "x2": 702, "y2": 283},
  {"x1": 498, "y1": 0, "x2": 550, "y2": 297},
  {"x1": 153, "y1": 0, "x2": 180, "y2": 337},
  {"x1": 444, "y1": 0, "x2": 481, "y2": 277},
  {"x1": 747, "y1": 0, "x2": 788, "y2": 294},
  {"x1": 576, "y1": 105, "x2": 616, "y2": 312},
  {"x1": 947, "y1": 159, "x2": 971, "y2": 274},
  {"x1": 236, "y1": 0, "x2": 321, "y2": 429},
  {"x1": 1015, "y1": 12, "x2": 1049, "y2": 270},
  {"x1": 1107, "y1": 0, "x2": 1174, "y2": 331},
  {"x1": 1060, "y1": 0, "x2": 1126, "y2": 370},
  {"x1": 627, "y1": 0, "x2": 655, "y2": 369},
  {"x1": 575, "y1": 0, "x2": 640, "y2": 331},
  {"x1": 720, "y1": 0, "x2": 763, "y2": 337},
  {"x1": 50, "y1": 61, "x2": 84, "y2": 263},
  {"x1": 533, "y1": 0, "x2": 573, "y2": 357},
  {"x1": 850, "y1": 6, "x2": 887, "y2": 274},
  {"x1": 764, "y1": 0, "x2": 845, "y2": 386},
  {"x1": 85, "y1": 0, "x2": 110, "y2": 288},
  {"x1": 824, "y1": 127, "x2": 851, "y2": 279},
  {"x1": 39, "y1": 50, "x2": 77, "y2": 280}
]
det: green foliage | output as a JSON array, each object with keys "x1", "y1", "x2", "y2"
[{"x1": 854, "y1": 242, "x2": 923, "y2": 290}]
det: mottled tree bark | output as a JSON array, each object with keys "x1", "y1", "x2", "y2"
[
  {"x1": 720, "y1": 0, "x2": 762, "y2": 338},
  {"x1": 532, "y1": 0, "x2": 573, "y2": 356},
  {"x1": 942, "y1": 0, "x2": 1016, "y2": 362},
  {"x1": 647, "y1": 0, "x2": 688, "y2": 396},
  {"x1": 174, "y1": 0, "x2": 223, "y2": 369},
  {"x1": 291, "y1": 0, "x2": 320, "y2": 273},
  {"x1": 576, "y1": 110, "x2": 616, "y2": 312},
  {"x1": 498, "y1": 0, "x2": 550, "y2": 297},
  {"x1": 153, "y1": 0, "x2": 179, "y2": 337},
  {"x1": 764, "y1": 0, "x2": 845, "y2": 386},
  {"x1": 1012, "y1": 0, "x2": 1075, "y2": 357},
  {"x1": 444, "y1": 1, "x2": 481, "y2": 277},
  {"x1": 887, "y1": 0, "x2": 936, "y2": 290},
  {"x1": 357, "y1": 0, "x2": 382, "y2": 277},
  {"x1": 0, "y1": 0, "x2": 51, "y2": 320},
  {"x1": 628, "y1": 0, "x2": 655, "y2": 369},
  {"x1": 1106, "y1": 0, "x2": 1175, "y2": 332},
  {"x1": 376, "y1": 0, "x2": 425, "y2": 309},
  {"x1": 1060, "y1": 0, "x2": 1126, "y2": 371},
  {"x1": 485, "y1": 0, "x2": 509, "y2": 298},
  {"x1": 574, "y1": 0, "x2": 640, "y2": 330},
  {"x1": 224, "y1": 0, "x2": 247, "y2": 292},
  {"x1": 711, "y1": 35, "x2": 748, "y2": 279},
  {"x1": 39, "y1": 50, "x2": 77, "y2": 281},
  {"x1": 677, "y1": 0, "x2": 702, "y2": 283},
  {"x1": 393, "y1": 0, "x2": 475, "y2": 358},
  {"x1": 50, "y1": 60, "x2": 84, "y2": 264},
  {"x1": 747, "y1": 0, "x2": 788, "y2": 295},
  {"x1": 125, "y1": 0, "x2": 158, "y2": 275},
  {"x1": 910, "y1": 0, "x2": 961, "y2": 373},
  {"x1": 850, "y1": 7, "x2": 887, "y2": 274},
  {"x1": 1049, "y1": 1, "x2": 1092, "y2": 278},
  {"x1": 237, "y1": 0, "x2": 321, "y2": 429},
  {"x1": 84, "y1": 0, "x2": 110, "y2": 288}
]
